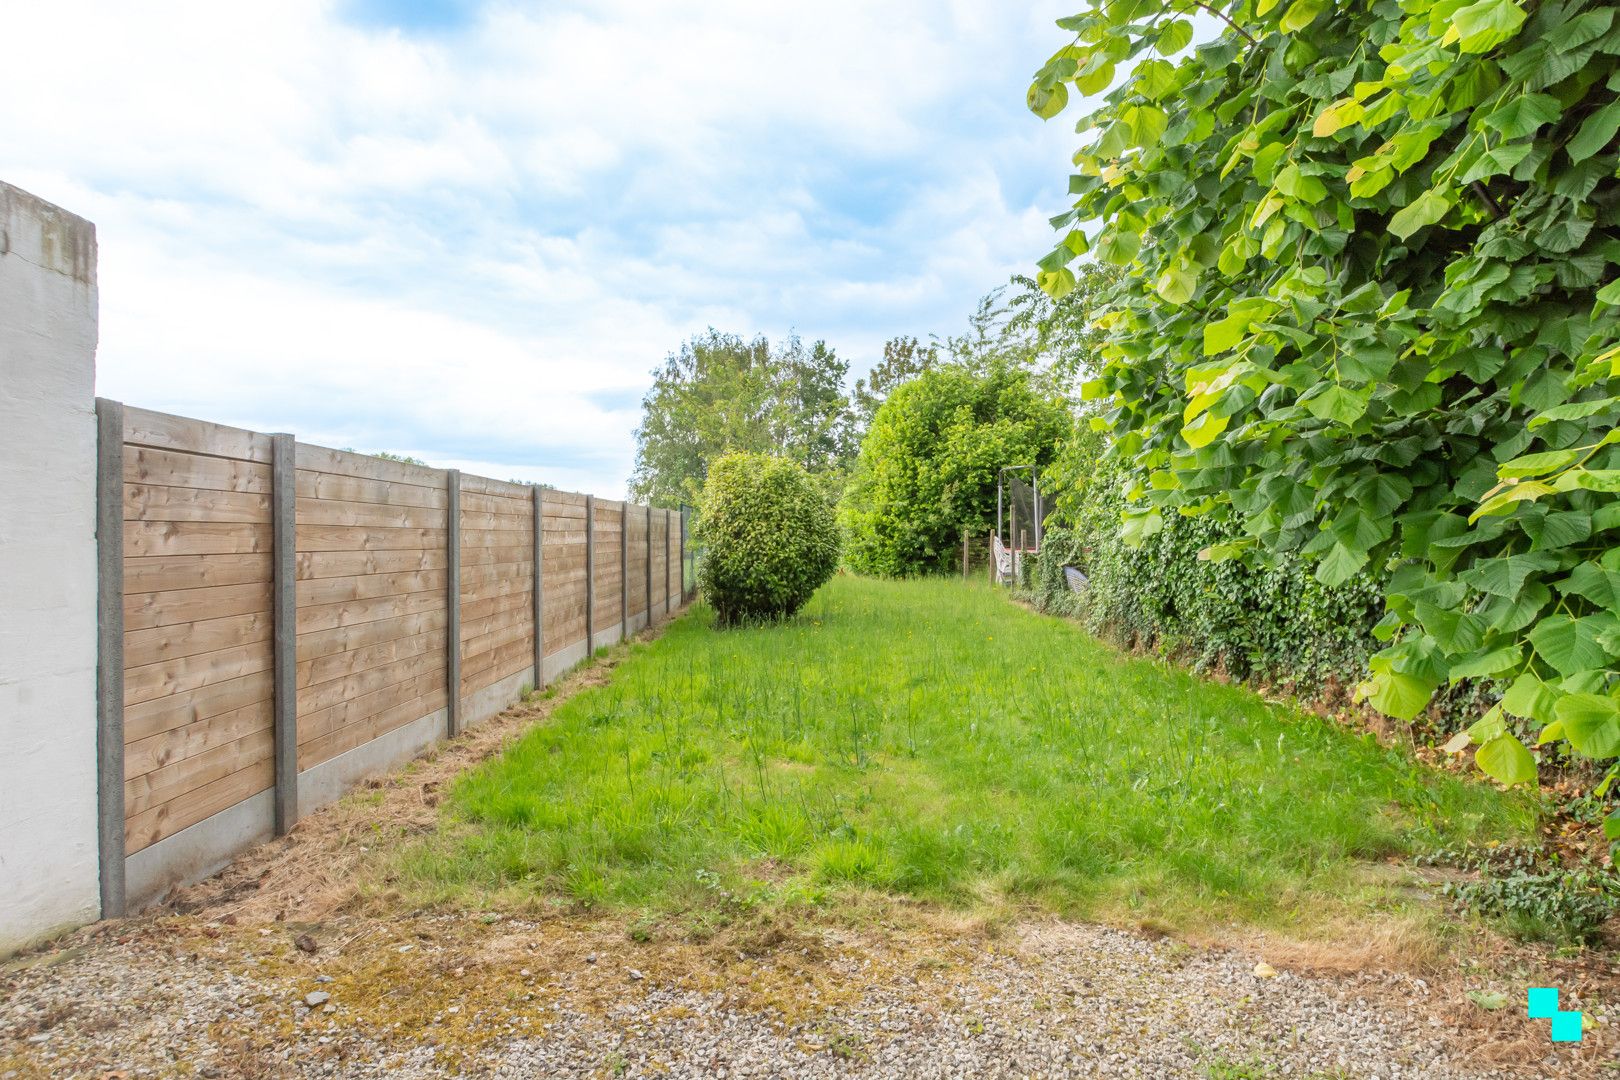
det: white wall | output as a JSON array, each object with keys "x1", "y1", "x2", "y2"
[{"x1": 0, "y1": 181, "x2": 101, "y2": 953}]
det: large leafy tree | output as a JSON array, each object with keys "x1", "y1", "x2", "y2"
[
  {"x1": 841, "y1": 362, "x2": 1071, "y2": 576},
  {"x1": 629, "y1": 330, "x2": 855, "y2": 506},
  {"x1": 852, "y1": 335, "x2": 940, "y2": 434},
  {"x1": 1032, "y1": 1, "x2": 1620, "y2": 808}
]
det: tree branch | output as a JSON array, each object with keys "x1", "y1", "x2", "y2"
[{"x1": 1188, "y1": 0, "x2": 1259, "y2": 46}]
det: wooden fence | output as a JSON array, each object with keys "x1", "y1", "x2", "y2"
[{"x1": 96, "y1": 401, "x2": 691, "y2": 913}]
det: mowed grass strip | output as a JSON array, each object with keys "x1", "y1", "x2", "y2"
[{"x1": 395, "y1": 576, "x2": 1531, "y2": 929}]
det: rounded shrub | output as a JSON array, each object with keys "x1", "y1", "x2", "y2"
[{"x1": 696, "y1": 452, "x2": 839, "y2": 625}]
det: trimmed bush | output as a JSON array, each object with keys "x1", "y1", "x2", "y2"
[{"x1": 696, "y1": 452, "x2": 839, "y2": 625}]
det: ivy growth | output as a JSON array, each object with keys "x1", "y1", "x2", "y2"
[{"x1": 1031, "y1": 0, "x2": 1620, "y2": 826}]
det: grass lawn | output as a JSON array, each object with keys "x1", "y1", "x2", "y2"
[{"x1": 395, "y1": 575, "x2": 1533, "y2": 935}]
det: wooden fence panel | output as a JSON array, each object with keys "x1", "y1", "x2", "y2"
[
  {"x1": 293, "y1": 445, "x2": 448, "y2": 772},
  {"x1": 120, "y1": 410, "x2": 275, "y2": 856},
  {"x1": 593, "y1": 500, "x2": 624, "y2": 634},
  {"x1": 459, "y1": 477, "x2": 535, "y2": 696},
  {"x1": 626, "y1": 504, "x2": 649, "y2": 622},
  {"x1": 541, "y1": 491, "x2": 588, "y2": 656}
]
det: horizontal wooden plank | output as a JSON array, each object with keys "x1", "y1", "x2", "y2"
[
  {"x1": 125, "y1": 521, "x2": 271, "y2": 557},
  {"x1": 295, "y1": 497, "x2": 445, "y2": 530},
  {"x1": 125, "y1": 640, "x2": 273, "y2": 708},
  {"x1": 298, "y1": 626, "x2": 445, "y2": 690},
  {"x1": 126, "y1": 727, "x2": 273, "y2": 817},
  {"x1": 125, "y1": 484, "x2": 271, "y2": 525},
  {"x1": 124, "y1": 669, "x2": 273, "y2": 744},
  {"x1": 125, "y1": 611, "x2": 272, "y2": 669},
  {"x1": 297, "y1": 548, "x2": 447, "y2": 580},
  {"x1": 543, "y1": 490, "x2": 588, "y2": 509},
  {"x1": 460, "y1": 474, "x2": 533, "y2": 500},
  {"x1": 296, "y1": 524, "x2": 447, "y2": 553},
  {"x1": 460, "y1": 560, "x2": 530, "y2": 589},
  {"x1": 460, "y1": 491, "x2": 534, "y2": 517},
  {"x1": 298, "y1": 687, "x2": 446, "y2": 772},
  {"x1": 298, "y1": 568, "x2": 448, "y2": 607},
  {"x1": 296, "y1": 589, "x2": 446, "y2": 636},
  {"x1": 125, "y1": 758, "x2": 273, "y2": 855},
  {"x1": 463, "y1": 636, "x2": 532, "y2": 693},
  {"x1": 125, "y1": 699, "x2": 272, "y2": 782},
  {"x1": 124, "y1": 553, "x2": 271, "y2": 595},
  {"x1": 458, "y1": 509, "x2": 533, "y2": 532},
  {"x1": 297, "y1": 646, "x2": 443, "y2": 716},
  {"x1": 296, "y1": 607, "x2": 447, "y2": 662},
  {"x1": 298, "y1": 668, "x2": 443, "y2": 748},
  {"x1": 123, "y1": 406, "x2": 274, "y2": 464},
  {"x1": 295, "y1": 469, "x2": 448, "y2": 510},
  {"x1": 296, "y1": 443, "x2": 446, "y2": 489},
  {"x1": 458, "y1": 544, "x2": 532, "y2": 568},
  {"x1": 462, "y1": 601, "x2": 530, "y2": 645},
  {"x1": 462, "y1": 589, "x2": 528, "y2": 629},
  {"x1": 124, "y1": 581, "x2": 271, "y2": 632},
  {"x1": 125, "y1": 446, "x2": 271, "y2": 494},
  {"x1": 463, "y1": 621, "x2": 531, "y2": 667}
]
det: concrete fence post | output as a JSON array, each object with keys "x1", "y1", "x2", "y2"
[
  {"x1": 271, "y1": 433, "x2": 297, "y2": 835},
  {"x1": 585, "y1": 495, "x2": 596, "y2": 650},
  {"x1": 645, "y1": 504, "x2": 654, "y2": 625},
  {"x1": 619, "y1": 503, "x2": 629, "y2": 641},
  {"x1": 680, "y1": 507, "x2": 690, "y2": 601},
  {"x1": 532, "y1": 486, "x2": 545, "y2": 687},
  {"x1": 445, "y1": 470, "x2": 462, "y2": 737},
  {"x1": 95, "y1": 398, "x2": 126, "y2": 918}
]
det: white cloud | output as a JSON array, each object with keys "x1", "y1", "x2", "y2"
[{"x1": 0, "y1": 0, "x2": 1083, "y2": 497}]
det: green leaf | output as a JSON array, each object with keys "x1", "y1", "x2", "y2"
[
  {"x1": 1204, "y1": 314, "x2": 1251, "y2": 356},
  {"x1": 1605, "y1": 808, "x2": 1620, "y2": 841},
  {"x1": 1475, "y1": 732, "x2": 1537, "y2": 786},
  {"x1": 1180, "y1": 410, "x2": 1228, "y2": 449},
  {"x1": 1470, "y1": 480, "x2": 1554, "y2": 522},
  {"x1": 1463, "y1": 553, "x2": 1556, "y2": 597},
  {"x1": 1567, "y1": 99, "x2": 1620, "y2": 163},
  {"x1": 1529, "y1": 615, "x2": 1613, "y2": 677},
  {"x1": 1448, "y1": 0, "x2": 1528, "y2": 53},
  {"x1": 1467, "y1": 707, "x2": 1508, "y2": 744},
  {"x1": 1498, "y1": 448, "x2": 1580, "y2": 479},
  {"x1": 1316, "y1": 541, "x2": 1368, "y2": 587},
  {"x1": 1388, "y1": 188, "x2": 1452, "y2": 241},
  {"x1": 1503, "y1": 672, "x2": 1559, "y2": 723},
  {"x1": 1458, "y1": 140, "x2": 1533, "y2": 184},
  {"x1": 1554, "y1": 693, "x2": 1620, "y2": 758},
  {"x1": 1135, "y1": 59, "x2": 1178, "y2": 100},
  {"x1": 1482, "y1": 93, "x2": 1561, "y2": 139},
  {"x1": 1304, "y1": 384, "x2": 1369, "y2": 425},
  {"x1": 1155, "y1": 263, "x2": 1198, "y2": 305},
  {"x1": 1028, "y1": 81, "x2": 1069, "y2": 120},
  {"x1": 1156, "y1": 20, "x2": 1193, "y2": 55},
  {"x1": 1280, "y1": 0, "x2": 1326, "y2": 34},
  {"x1": 1449, "y1": 644, "x2": 1523, "y2": 680},
  {"x1": 1366, "y1": 668, "x2": 1437, "y2": 720},
  {"x1": 1558, "y1": 562, "x2": 1620, "y2": 609},
  {"x1": 1094, "y1": 226, "x2": 1140, "y2": 266}
]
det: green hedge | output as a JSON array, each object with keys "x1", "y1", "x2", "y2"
[
  {"x1": 1032, "y1": 438, "x2": 1384, "y2": 697},
  {"x1": 696, "y1": 452, "x2": 839, "y2": 625}
]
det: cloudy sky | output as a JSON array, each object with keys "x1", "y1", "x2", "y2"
[{"x1": 3, "y1": 0, "x2": 1082, "y2": 496}]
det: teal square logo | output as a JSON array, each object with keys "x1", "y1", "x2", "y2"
[{"x1": 1527, "y1": 987, "x2": 1582, "y2": 1042}]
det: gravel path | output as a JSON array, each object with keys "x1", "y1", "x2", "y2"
[{"x1": 3, "y1": 910, "x2": 1612, "y2": 1078}]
